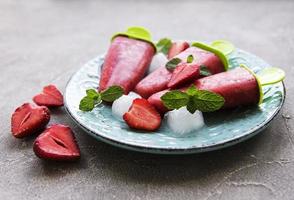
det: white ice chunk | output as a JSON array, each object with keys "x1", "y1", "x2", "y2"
[
  {"x1": 128, "y1": 92, "x2": 141, "y2": 98},
  {"x1": 166, "y1": 107, "x2": 204, "y2": 136},
  {"x1": 148, "y1": 53, "x2": 168, "y2": 74},
  {"x1": 112, "y1": 92, "x2": 141, "y2": 121}
]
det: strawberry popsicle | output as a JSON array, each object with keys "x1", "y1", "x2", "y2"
[
  {"x1": 148, "y1": 67, "x2": 260, "y2": 113},
  {"x1": 99, "y1": 34, "x2": 155, "y2": 94},
  {"x1": 134, "y1": 46, "x2": 225, "y2": 98}
]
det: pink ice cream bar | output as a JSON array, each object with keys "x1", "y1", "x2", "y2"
[
  {"x1": 148, "y1": 67, "x2": 260, "y2": 113},
  {"x1": 99, "y1": 36, "x2": 155, "y2": 94}
]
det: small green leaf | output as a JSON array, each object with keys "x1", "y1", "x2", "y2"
[
  {"x1": 186, "y1": 97, "x2": 198, "y2": 114},
  {"x1": 187, "y1": 55, "x2": 194, "y2": 63},
  {"x1": 186, "y1": 85, "x2": 198, "y2": 96},
  {"x1": 192, "y1": 90, "x2": 225, "y2": 112},
  {"x1": 101, "y1": 85, "x2": 124, "y2": 102},
  {"x1": 86, "y1": 89, "x2": 101, "y2": 101},
  {"x1": 79, "y1": 96, "x2": 95, "y2": 112},
  {"x1": 161, "y1": 90, "x2": 189, "y2": 109},
  {"x1": 156, "y1": 38, "x2": 172, "y2": 55},
  {"x1": 165, "y1": 58, "x2": 182, "y2": 71},
  {"x1": 200, "y1": 65, "x2": 212, "y2": 76}
]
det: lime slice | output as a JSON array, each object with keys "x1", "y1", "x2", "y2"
[
  {"x1": 241, "y1": 65, "x2": 285, "y2": 105},
  {"x1": 240, "y1": 65, "x2": 264, "y2": 105},
  {"x1": 211, "y1": 40, "x2": 235, "y2": 55},
  {"x1": 111, "y1": 26, "x2": 156, "y2": 51},
  {"x1": 192, "y1": 42, "x2": 229, "y2": 70},
  {"x1": 125, "y1": 27, "x2": 151, "y2": 42},
  {"x1": 257, "y1": 67, "x2": 285, "y2": 86}
]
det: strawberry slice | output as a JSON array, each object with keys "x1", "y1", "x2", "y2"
[
  {"x1": 167, "y1": 63, "x2": 200, "y2": 89},
  {"x1": 33, "y1": 124, "x2": 80, "y2": 161},
  {"x1": 11, "y1": 103, "x2": 50, "y2": 138},
  {"x1": 123, "y1": 98, "x2": 161, "y2": 131},
  {"x1": 33, "y1": 85, "x2": 64, "y2": 107},
  {"x1": 167, "y1": 41, "x2": 190, "y2": 59}
]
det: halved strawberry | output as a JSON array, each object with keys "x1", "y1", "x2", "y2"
[
  {"x1": 123, "y1": 98, "x2": 161, "y2": 131},
  {"x1": 33, "y1": 85, "x2": 63, "y2": 107},
  {"x1": 167, "y1": 63, "x2": 200, "y2": 89},
  {"x1": 33, "y1": 124, "x2": 80, "y2": 161},
  {"x1": 167, "y1": 41, "x2": 190, "y2": 59},
  {"x1": 11, "y1": 103, "x2": 50, "y2": 138}
]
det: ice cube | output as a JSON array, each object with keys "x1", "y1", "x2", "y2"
[
  {"x1": 166, "y1": 107, "x2": 204, "y2": 136},
  {"x1": 112, "y1": 92, "x2": 141, "y2": 121},
  {"x1": 148, "y1": 53, "x2": 168, "y2": 74}
]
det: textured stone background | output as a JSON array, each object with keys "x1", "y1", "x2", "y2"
[{"x1": 1, "y1": 0, "x2": 294, "y2": 199}]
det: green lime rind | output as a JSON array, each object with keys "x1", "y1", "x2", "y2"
[
  {"x1": 111, "y1": 26, "x2": 156, "y2": 51},
  {"x1": 210, "y1": 40, "x2": 235, "y2": 55},
  {"x1": 191, "y1": 42, "x2": 229, "y2": 71},
  {"x1": 240, "y1": 65, "x2": 264, "y2": 105},
  {"x1": 256, "y1": 67, "x2": 285, "y2": 86}
]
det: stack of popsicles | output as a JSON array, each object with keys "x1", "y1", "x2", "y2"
[{"x1": 99, "y1": 27, "x2": 283, "y2": 115}]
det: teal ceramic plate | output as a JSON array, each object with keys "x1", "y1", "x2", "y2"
[{"x1": 64, "y1": 48, "x2": 285, "y2": 154}]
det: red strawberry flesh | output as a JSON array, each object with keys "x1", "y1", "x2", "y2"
[
  {"x1": 167, "y1": 41, "x2": 190, "y2": 59},
  {"x1": 11, "y1": 103, "x2": 50, "y2": 138},
  {"x1": 168, "y1": 63, "x2": 200, "y2": 89},
  {"x1": 33, "y1": 124, "x2": 80, "y2": 161},
  {"x1": 134, "y1": 66, "x2": 172, "y2": 98},
  {"x1": 123, "y1": 98, "x2": 161, "y2": 131},
  {"x1": 33, "y1": 85, "x2": 64, "y2": 107}
]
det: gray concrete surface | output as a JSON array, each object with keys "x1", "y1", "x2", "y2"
[{"x1": 1, "y1": 0, "x2": 294, "y2": 199}]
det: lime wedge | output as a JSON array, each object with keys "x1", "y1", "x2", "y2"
[
  {"x1": 111, "y1": 26, "x2": 156, "y2": 51},
  {"x1": 241, "y1": 65, "x2": 285, "y2": 105},
  {"x1": 192, "y1": 42, "x2": 229, "y2": 70},
  {"x1": 125, "y1": 27, "x2": 152, "y2": 42},
  {"x1": 257, "y1": 67, "x2": 285, "y2": 86},
  {"x1": 211, "y1": 40, "x2": 235, "y2": 55}
]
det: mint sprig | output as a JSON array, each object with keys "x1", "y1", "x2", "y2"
[
  {"x1": 86, "y1": 89, "x2": 101, "y2": 100},
  {"x1": 79, "y1": 86, "x2": 124, "y2": 112},
  {"x1": 156, "y1": 38, "x2": 172, "y2": 55},
  {"x1": 165, "y1": 58, "x2": 182, "y2": 71},
  {"x1": 200, "y1": 65, "x2": 212, "y2": 76},
  {"x1": 187, "y1": 55, "x2": 194, "y2": 63},
  {"x1": 100, "y1": 86, "x2": 124, "y2": 102},
  {"x1": 160, "y1": 85, "x2": 225, "y2": 114},
  {"x1": 79, "y1": 96, "x2": 98, "y2": 112},
  {"x1": 160, "y1": 91, "x2": 189, "y2": 109}
]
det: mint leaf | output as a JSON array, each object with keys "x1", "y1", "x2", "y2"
[
  {"x1": 79, "y1": 96, "x2": 95, "y2": 112},
  {"x1": 192, "y1": 90, "x2": 225, "y2": 112},
  {"x1": 165, "y1": 58, "x2": 182, "y2": 71},
  {"x1": 156, "y1": 38, "x2": 172, "y2": 55},
  {"x1": 186, "y1": 85, "x2": 198, "y2": 96},
  {"x1": 185, "y1": 86, "x2": 202, "y2": 114},
  {"x1": 79, "y1": 86, "x2": 123, "y2": 111},
  {"x1": 186, "y1": 86, "x2": 224, "y2": 113},
  {"x1": 86, "y1": 89, "x2": 101, "y2": 101},
  {"x1": 101, "y1": 85, "x2": 124, "y2": 102},
  {"x1": 200, "y1": 65, "x2": 212, "y2": 76},
  {"x1": 186, "y1": 97, "x2": 198, "y2": 114},
  {"x1": 187, "y1": 55, "x2": 194, "y2": 63},
  {"x1": 160, "y1": 87, "x2": 224, "y2": 113},
  {"x1": 161, "y1": 90, "x2": 189, "y2": 109}
]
